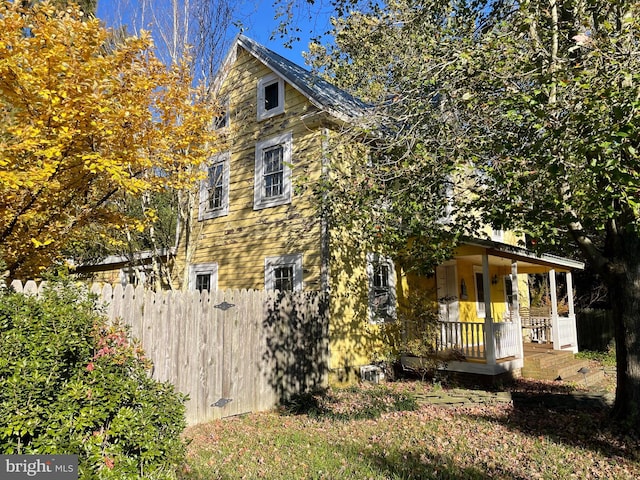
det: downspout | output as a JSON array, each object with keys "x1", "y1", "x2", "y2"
[{"x1": 320, "y1": 128, "x2": 331, "y2": 293}]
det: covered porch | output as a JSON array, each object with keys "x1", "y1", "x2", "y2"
[{"x1": 433, "y1": 239, "x2": 584, "y2": 376}]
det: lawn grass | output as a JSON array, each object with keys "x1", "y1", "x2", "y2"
[{"x1": 180, "y1": 381, "x2": 640, "y2": 480}]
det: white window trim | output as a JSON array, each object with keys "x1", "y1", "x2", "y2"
[
  {"x1": 199, "y1": 152, "x2": 230, "y2": 221},
  {"x1": 257, "y1": 73, "x2": 285, "y2": 120},
  {"x1": 189, "y1": 263, "x2": 219, "y2": 292},
  {"x1": 473, "y1": 265, "x2": 486, "y2": 319},
  {"x1": 254, "y1": 132, "x2": 292, "y2": 210},
  {"x1": 491, "y1": 229, "x2": 504, "y2": 242},
  {"x1": 265, "y1": 253, "x2": 303, "y2": 291},
  {"x1": 367, "y1": 253, "x2": 397, "y2": 324}
]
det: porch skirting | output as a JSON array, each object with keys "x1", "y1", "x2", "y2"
[
  {"x1": 440, "y1": 358, "x2": 523, "y2": 376},
  {"x1": 402, "y1": 354, "x2": 523, "y2": 377}
]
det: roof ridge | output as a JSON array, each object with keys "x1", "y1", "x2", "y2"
[{"x1": 236, "y1": 34, "x2": 369, "y2": 122}]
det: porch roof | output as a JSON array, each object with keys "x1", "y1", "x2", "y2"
[{"x1": 457, "y1": 238, "x2": 585, "y2": 273}]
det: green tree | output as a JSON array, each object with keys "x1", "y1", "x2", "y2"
[{"x1": 303, "y1": 0, "x2": 640, "y2": 428}]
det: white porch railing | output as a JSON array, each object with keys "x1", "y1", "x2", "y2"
[
  {"x1": 493, "y1": 321, "x2": 519, "y2": 359},
  {"x1": 522, "y1": 317, "x2": 552, "y2": 343},
  {"x1": 437, "y1": 321, "x2": 485, "y2": 360},
  {"x1": 436, "y1": 321, "x2": 520, "y2": 362},
  {"x1": 521, "y1": 315, "x2": 578, "y2": 352},
  {"x1": 557, "y1": 315, "x2": 578, "y2": 350}
]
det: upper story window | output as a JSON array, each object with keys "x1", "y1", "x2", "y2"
[
  {"x1": 367, "y1": 253, "x2": 397, "y2": 323},
  {"x1": 213, "y1": 97, "x2": 229, "y2": 130},
  {"x1": 189, "y1": 263, "x2": 218, "y2": 293},
  {"x1": 199, "y1": 152, "x2": 230, "y2": 221},
  {"x1": 491, "y1": 229, "x2": 504, "y2": 242},
  {"x1": 254, "y1": 132, "x2": 292, "y2": 210},
  {"x1": 265, "y1": 253, "x2": 303, "y2": 291},
  {"x1": 257, "y1": 73, "x2": 285, "y2": 120}
]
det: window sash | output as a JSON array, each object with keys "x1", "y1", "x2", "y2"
[
  {"x1": 195, "y1": 273, "x2": 211, "y2": 293},
  {"x1": 207, "y1": 162, "x2": 225, "y2": 210},
  {"x1": 263, "y1": 145, "x2": 284, "y2": 198},
  {"x1": 274, "y1": 265, "x2": 294, "y2": 291},
  {"x1": 264, "y1": 81, "x2": 279, "y2": 111},
  {"x1": 367, "y1": 253, "x2": 396, "y2": 323}
]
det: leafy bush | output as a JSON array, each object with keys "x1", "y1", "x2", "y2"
[
  {"x1": 0, "y1": 278, "x2": 187, "y2": 479},
  {"x1": 376, "y1": 288, "x2": 444, "y2": 380},
  {"x1": 576, "y1": 345, "x2": 617, "y2": 367}
]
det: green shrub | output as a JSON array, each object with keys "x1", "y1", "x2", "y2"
[{"x1": 0, "y1": 277, "x2": 187, "y2": 479}]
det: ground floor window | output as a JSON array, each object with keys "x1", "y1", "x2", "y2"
[
  {"x1": 265, "y1": 254, "x2": 303, "y2": 291},
  {"x1": 367, "y1": 253, "x2": 396, "y2": 323},
  {"x1": 189, "y1": 263, "x2": 218, "y2": 293}
]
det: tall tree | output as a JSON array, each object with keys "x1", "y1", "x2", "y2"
[
  {"x1": 304, "y1": 0, "x2": 640, "y2": 428},
  {"x1": 96, "y1": 0, "x2": 237, "y2": 288},
  {"x1": 0, "y1": 1, "x2": 215, "y2": 278}
]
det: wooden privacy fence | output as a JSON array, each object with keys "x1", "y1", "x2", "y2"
[{"x1": 9, "y1": 280, "x2": 329, "y2": 425}]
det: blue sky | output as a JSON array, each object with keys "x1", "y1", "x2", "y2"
[{"x1": 95, "y1": 0, "x2": 334, "y2": 68}]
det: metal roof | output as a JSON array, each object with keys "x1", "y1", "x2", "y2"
[
  {"x1": 463, "y1": 237, "x2": 585, "y2": 271},
  {"x1": 235, "y1": 35, "x2": 370, "y2": 122}
]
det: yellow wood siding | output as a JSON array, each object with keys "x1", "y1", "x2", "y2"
[{"x1": 175, "y1": 47, "x2": 324, "y2": 291}]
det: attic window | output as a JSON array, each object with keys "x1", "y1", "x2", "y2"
[{"x1": 257, "y1": 73, "x2": 284, "y2": 120}]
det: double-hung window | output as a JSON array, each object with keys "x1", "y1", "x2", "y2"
[
  {"x1": 189, "y1": 263, "x2": 218, "y2": 293},
  {"x1": 199, "y1": 152, "x2": 230, "y2": 220},
  {"x1": 367, "y1": 253, "x2": 397, "y2": 323},
  {"x1": 257, "y1": 73, "x2": 285, "y2": 120},
  {"x1": 254, "y1": 132, "x2": 292, "y2": 210},
  {"x1": 265, "y1": 254, "x2": 303, "y2": 291}
]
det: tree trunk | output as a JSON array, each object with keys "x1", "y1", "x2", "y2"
[{"x1": 607, "y1": 229, "x2": 640, "y2": 430}]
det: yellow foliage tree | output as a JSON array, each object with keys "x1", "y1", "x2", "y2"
[{"x1": 0, "y1": 1, "x2": 215, "y2": 277}]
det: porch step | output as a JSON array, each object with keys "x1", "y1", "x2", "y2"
[{"x1": 522, "y1": 347, "x2": 605, "y2": 387}]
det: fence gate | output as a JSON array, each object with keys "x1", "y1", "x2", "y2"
[{"x1": 11, "y1": 281, "x2": 329, "y2": 425}]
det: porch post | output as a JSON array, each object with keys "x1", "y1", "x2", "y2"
[
  {"x1": 566, "y1": 271, "x2": 575, "y2": 317},
  {"x1": 549, "y1": 268, "x2": 560, "y2": 349},
  {"x1": 566, "y1": 271, "x2": 579, "y2": 353},
  {"x1": 482, "y1": 253, "x2": 496, "y2": 365},
  {"x1": 512, "y1": 261, "x2": 524, "y2": 360}
]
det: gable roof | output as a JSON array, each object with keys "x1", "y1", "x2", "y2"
[{"x1": 217, "y1": 34, "x2": 370, "y2": 123}]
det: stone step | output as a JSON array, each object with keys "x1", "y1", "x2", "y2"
[
  {"x1": 523, "y1": 351, "x2": 594, "y2": 383},
  {"x1": 559, "y1": 368, "x2": 605, "y2": 387},
  {"x1": 524, "y1": 351, "x2": 576, "y2": 370}
]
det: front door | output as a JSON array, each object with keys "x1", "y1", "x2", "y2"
[{"x1": 436, "y1": 264, "x2": 459, "y2": 322}]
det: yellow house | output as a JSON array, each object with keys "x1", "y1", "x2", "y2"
[{"x1": 176, "y1": 35, "x2": 584, "y2": 384}]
